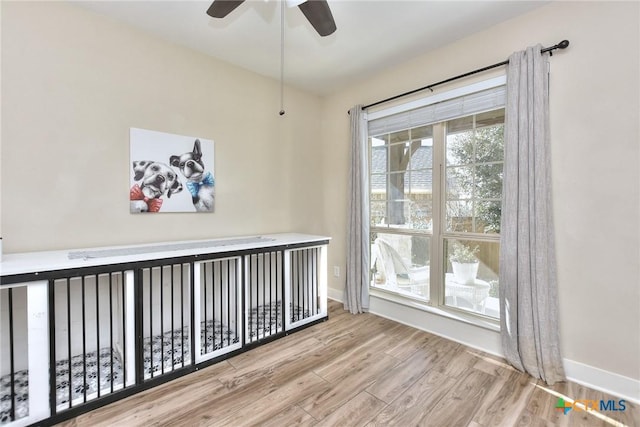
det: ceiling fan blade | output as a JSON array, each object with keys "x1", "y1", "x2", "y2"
[
  {"x1": 206, "y1": 0, "x2": 245, "y2": 18},
  {"x1": 297, "y1": 0, "x2": 336, "y2": 37}
]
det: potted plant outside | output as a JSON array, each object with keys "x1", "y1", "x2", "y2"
[{"x1": 449, "y1": 242, "x2": 480, "y2": 285}]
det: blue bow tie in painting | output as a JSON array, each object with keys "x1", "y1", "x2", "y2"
[{"x1": 186, "y1": 172, "x2": 214, "y2": 198}]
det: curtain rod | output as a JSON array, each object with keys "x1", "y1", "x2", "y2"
[{"x1": 352, "y1": 39, "x2": 569, "y2": 114}]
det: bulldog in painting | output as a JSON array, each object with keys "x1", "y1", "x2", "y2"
[
  {"x1": 170, "y1": 140, "x2": 215, "y2": 212},
  {"x1": 130, "y1": 161, "x2": 183, "y2": 213}
]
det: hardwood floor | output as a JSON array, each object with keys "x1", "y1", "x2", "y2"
[{"x1": 57, "y1": 300, "x2": 639, "y2": 427}]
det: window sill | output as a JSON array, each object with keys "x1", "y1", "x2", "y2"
[{"x1": 369, "y1": 287, "x2": 500, "y2": 333}]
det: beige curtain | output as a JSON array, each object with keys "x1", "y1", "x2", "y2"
[
  {"x1": 344, "y1": 105, "x2": 370, "y2": 314},
  {"x1": 499, "y1": 45, "x2": 565, "y2": 384}
]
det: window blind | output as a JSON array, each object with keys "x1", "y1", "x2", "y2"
[{"x1": 368, "y1": 85, "x2": 506, "y2": 136}]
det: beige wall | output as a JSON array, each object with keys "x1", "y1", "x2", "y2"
[
  {"x1": 1, "y1": 1, "x2": 323, "y2": 253},
  {"x1": 2, "y1": 0, "x2": 639, "y2": 389},
  {"x1": 321, "y1": 1, "x2": 640, "y2": 381}
]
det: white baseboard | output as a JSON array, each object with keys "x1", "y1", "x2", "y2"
[
  {"x1": 563, "y1": 359, "x2": 640, "y2": 405},
  {"x1": 327, "y1": 287, "x2": 343, "y2": 302},
  {"x1": 327, "y1": 286, "x2": 640, "y2": 405}
]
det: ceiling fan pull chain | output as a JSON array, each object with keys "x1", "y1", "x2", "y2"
[{"x1": 279, "y1": 0, "x2": 285, "y2": 116}]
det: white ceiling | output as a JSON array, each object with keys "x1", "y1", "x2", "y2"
[{"x1": 75, "y1": 0, "x2": 548, "y2": 95}]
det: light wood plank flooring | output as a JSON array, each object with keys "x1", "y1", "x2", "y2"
[{"x1": 57, "y1": 300, "x2": 638, "y2": 426}]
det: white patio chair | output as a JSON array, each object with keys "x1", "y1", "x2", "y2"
[{"x1": 373, "y1": 238, "x2": 429, "y2": 297}]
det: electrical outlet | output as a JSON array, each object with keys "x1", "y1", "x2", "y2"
[{"x1": 333, "y1": 266, "x2": 340, "y2": 277}]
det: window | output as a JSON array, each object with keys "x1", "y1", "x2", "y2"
[{"x1": 368, "y1": 79, "x2": 505, "y2": 320}]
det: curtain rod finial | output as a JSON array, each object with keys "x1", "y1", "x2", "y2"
[{"x1": 558, "y1": 40, "x2": 570, "y2": 49}]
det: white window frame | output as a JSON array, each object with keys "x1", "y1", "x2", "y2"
[{"x1": 367, "y1": 76, "x2": 506, "y2": 328}]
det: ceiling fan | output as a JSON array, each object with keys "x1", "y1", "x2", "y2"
[{"x1": 206, "y1": 0, "x2": 337, "y2": 37}]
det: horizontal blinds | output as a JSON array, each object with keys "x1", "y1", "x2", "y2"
[{"x1": 368, "y1": 85, "x2": 505, "y2": 136}]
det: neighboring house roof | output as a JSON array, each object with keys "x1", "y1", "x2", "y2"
[{"x1": 371, "y1": 146, "x2": 433, "y2": 192}]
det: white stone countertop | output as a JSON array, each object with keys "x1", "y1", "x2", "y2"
[{"x1": 0, "y1": 233, "x2": 330, "y2": 277}]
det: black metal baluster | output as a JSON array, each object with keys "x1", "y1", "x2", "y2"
[
  {"x1": 262, "y1": 253, "x2": 267, "y2": 336},
  {"x1": 219, "y1": 260, "x2": 224, "y2": 348},
  {"x1": 273, "y1": 252, "x2": 277, "y2": 331},
  {"x1": 267, "y1": 253, "x2": 271, "y2": 335},
  {"x1": 217, "y1": 260, "x2": 221, "y2": 349},
  {"x1": 212, "y1": 262, "x2": 215, "y2": 351},
  {"x1": 308, "y1": 249, "x2": 312, "y2": 317},
  {"x1": 96, "y1": 275, "x2": 101, "y2": 398},
  {"x1": 235, "y1": 258, "x2": 240, "y2": 345},
  {"x1": 208, "y1": 261, "x2": 213, "y2": 351},
  {"x1": 190, "y1": 263, "x2": 196, "y2": 367},
  {"x1": 233, "y1": 258, "x2": 236, "y2": 344},
  {"x1": 288, "y1": 254, "x2": 292, "y2": 325},
  {"x1": 241, "y1": 256, "x2": 246, "y2": 346},
  {"x1": 109, "y1": 273, "x2": 114, "y2": 394},
  {"x1": 245, "y1": 255, "x2": 256, "y2": 341},
  {"x1": 248, "y1": 255, "x2": 253, "y2": 342},
  {"x1": 273, "y1": 252, "x2": 277, "y2": 332},
  {"x1": 66, "y1": 279, "x2": 72, "y2": 408},
  {"x1": 304, "y1": 250, "x2": 308, "y2": 319},
  {"x1": 309, "y1": 250, "x2": 312, "y2": 316},
  {"x1": 274, "y1": 252, "x2": 277, "y2": 330},
  {"x1": 82, "y1": 276, "x2": 87, "y2": 403},
  {"x1": 300, "y1": 251, "x2": 305, "y2": 320},
  {"x1": 148, "y1": 268, "x2": 153, "y2": 378},
  {"x1": 278, "y1": 253, "x2": 281, "y2": 328},
  {"x1": 160, "y1": 266, "x2": 165, "y2": 374},
  {"x1": 213, "y1": 261, "x2": 217, "y2": 350},
  {"x1": 49, "y1": 281, "x2": 57, "y2": 416},
  {"x1": 134, "y1": 268, "x2": 144, "y2": 386},
  {"x1": 180, "y1": 264, "x2": 185, "y2": 367},
  {"x1": 270, "y1": 253, "x2": 274, "y2": 332},
  {"x1": 297, "y1": 251, "x2": 302, "y2": 321},
  {"x1": 200, "y1": 263, "x2": 205, "y2": 355},
  {"x1": 313, "y1": 248, "x2": 318, "y2": 315},
  {"x1": 262, "y1": 254, "x2": 266, "y2": 331},
  {"x1": 254, "y1": 255, "x2": 258, "y2": 340},
  {"x1": 304, "y1": 250, "x2": 308, "y2": 320},
  {"x1": 171, "y1": 264, "x2": 175, "y2": 368},
  {"x1": 8, "y1": 288, "x2": 15, "y2": 421},
  {"x1": 212, "y1": 261, "x2": 216, "y2": 350},
  {"x1": 226, "y1": 259, "x2": 231, "y2": 347},
  {"x1": 125, "y1": 270, "x2": 131, "y2": 387}
]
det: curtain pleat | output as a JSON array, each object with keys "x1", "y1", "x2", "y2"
[
  {"x1": 499, "y1": 46, "x2": 565, "y2": 384},
  {"x1": 345, "y1": 105, "x2": 370, "y2": 314}
]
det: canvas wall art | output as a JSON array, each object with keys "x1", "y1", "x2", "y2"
[{"x1": 130, "y1": 128, "x2": 215, "y2": 213}]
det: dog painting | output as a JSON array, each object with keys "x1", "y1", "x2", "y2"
[
  {"x1": 130, "y1": 160, "x2": 183, "y2": 213},
  {"x1": 170, "y1": 139, "x2": 215, "y2": 212},
  {"x1": 130, "y1": 128, "x2": 215, "y2": 213}
]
